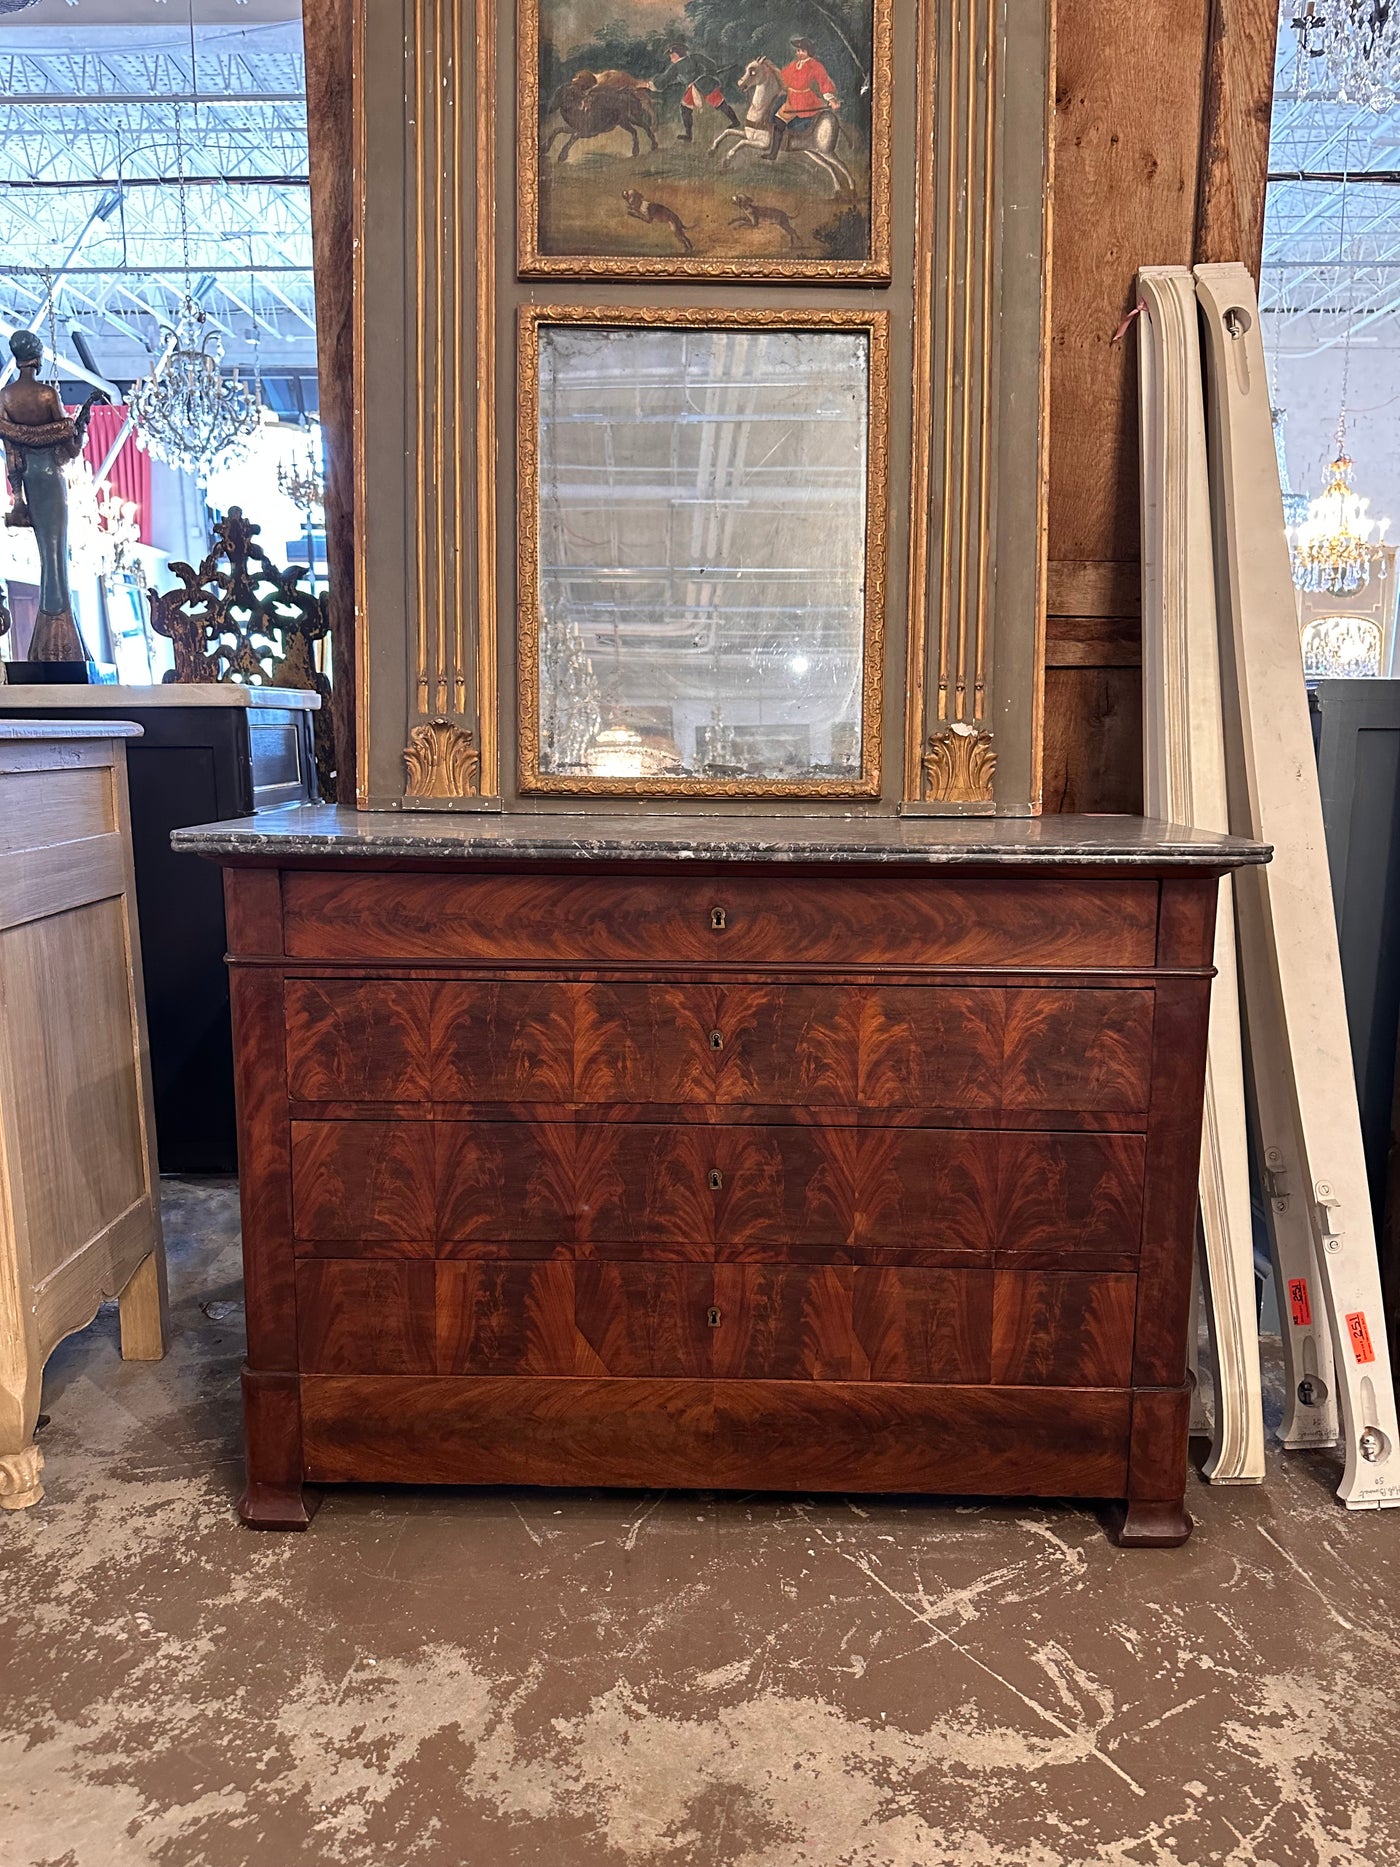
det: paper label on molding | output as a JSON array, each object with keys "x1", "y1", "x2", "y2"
[
  {"x1": 1346, "y1": 1312, "x2": 1377, "y2": 1365},
  {"x1": 1289, "y1": 1278, "x2": 1313, "y2": 1328}
]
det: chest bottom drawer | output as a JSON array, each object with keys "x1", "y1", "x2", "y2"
[{"x1": 294, "y1": 1261, "x2": 1136, "y2": 1388}]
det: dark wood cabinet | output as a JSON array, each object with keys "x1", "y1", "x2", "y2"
[{"x1": 179, "y1": 810, "x2": 1268, "y2": 1544}]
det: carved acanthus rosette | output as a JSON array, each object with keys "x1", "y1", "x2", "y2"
[
  {"x1": 403, "y1": 719, "x2": 481, "y2": 799},
  {"x1": 922, "y1": 724, "x2": 997, "y2": 804}
]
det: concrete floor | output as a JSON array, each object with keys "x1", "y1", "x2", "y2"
[{"x1": 1, "y1": 1181, "x2": 1397, "y2": 1867}]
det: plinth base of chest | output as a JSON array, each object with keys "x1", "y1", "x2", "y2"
[{"x1": 290, "y1": 1373, "x2": 1137, "y2": 1498}]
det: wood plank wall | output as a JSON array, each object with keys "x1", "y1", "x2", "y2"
[
  {"x1": 303, "y1": 0, "x2": 1279, "y2": 815},
  {"x1": 1044, "y1": 0, "x2": 1279, "y2": 812}
]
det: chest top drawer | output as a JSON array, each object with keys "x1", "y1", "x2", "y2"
[{"x1": 281, "y1": 871, "x2": 1160, "y2": 970}]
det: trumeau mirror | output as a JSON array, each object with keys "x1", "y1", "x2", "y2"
[{"x1": 350, "y1": 0, "x2": 1053, "y2": 814}]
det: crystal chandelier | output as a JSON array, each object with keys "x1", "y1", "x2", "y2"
[
  {"x1": 61, "y1": 458, "x2": 145, "y2": 590},
  {"x1": 1292, "y1": 1, "x2": 1400, "y2": 109},
  {"x1": 128, "y1": 103, "x2": 261, "y2": 485},
  {"x1": 1291, "y1": 447, "x2": 1387, "y2": 595},
  {"x1": 276, "y1": 425, "x2": 326, "y2": 517},
  {"x1": 1301, "y1": 612, "x2": 1385, "y2": 679},
  {"x1": 130, "y1": 304, "x2": 260, "y2": 486}
]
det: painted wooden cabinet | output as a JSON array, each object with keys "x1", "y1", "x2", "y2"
[
  {"x1": 0, "y1": 723, "x2": 167, "y2": 1511},
  {"x1": 177, "y1": 808, "x2": 1266, "y2": 1545}
]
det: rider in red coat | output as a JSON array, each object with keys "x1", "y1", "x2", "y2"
[{"x1": 765, "y1": 37, "x2": 840, "y2": 161}]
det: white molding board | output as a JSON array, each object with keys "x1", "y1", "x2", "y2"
[
  {"x1": 1198, "y1": 262, "x2": 1400, "y2": 1508},
  {"x1": 1138, "y1": 266, "x2": 1264, "y2": 1484}
]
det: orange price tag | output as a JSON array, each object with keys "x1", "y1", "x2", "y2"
[
  {"x1": 1289, "y1": 1279, "x2": 1313, "y2": 1328},
  {"x1": 1346, "y1": 1312, "x2": 1377, "y2": 1366}
]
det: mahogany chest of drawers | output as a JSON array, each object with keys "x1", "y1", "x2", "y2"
[{"x1": 177, "y1": 810, "x2": 1269, "y2": 1546}]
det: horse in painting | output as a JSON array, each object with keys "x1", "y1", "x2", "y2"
[{"x1": 709, "y1": 55, "x2": 854, "y2": 195}]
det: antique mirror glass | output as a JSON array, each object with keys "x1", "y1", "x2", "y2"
[{"x1": 525, "y1": 315, "x2": 883, "y2": 795}]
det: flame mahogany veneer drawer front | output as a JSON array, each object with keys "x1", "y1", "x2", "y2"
[
  {"x1": 292, "y1": 1259, "x2": 1138, "y2": 1388},
  {"x1": 281, "y1": 871, "x2": 1160, "y2": 969},
  {"x1": 289, "y1": 1119, "x2": 1147, "y2": 1264},
  {"x1": 286, "y1": 979, "x2": 1156, "y2": 1116}
]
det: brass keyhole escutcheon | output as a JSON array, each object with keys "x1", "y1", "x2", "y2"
[
  {"x1": 708, "y1": 1169, "x2": 723, "y2": 1191},
  {"x1": 710, "y1": 906, "x2": 727, "y2": 932},
  {"x1": 709, "y1": 1030, "x2": 724, "y2": 1051},
  {"x1": 707, "y1": 1306, "x2": 722, "y2": 1328}
]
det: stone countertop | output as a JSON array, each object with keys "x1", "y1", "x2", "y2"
[
  {"x1": 0, "y1": 684, "x2": 319, "y2": 710},
  {"x1": 0, "y1": 720, "x2": 142, "y2": 740},
  {"x1": 172, "y1": 805, "x2": 1270, "y2": 869}
]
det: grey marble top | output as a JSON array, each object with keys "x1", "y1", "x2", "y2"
[
  {"x1": 0, "y1": 683, "x2": 318, "y2": 710},
  {"x1": 0, "y1": 719, "x2": 142, "y2": 740},
  {"x1": 172, "y1": 805, "x2": 1270, "y2": 869}
]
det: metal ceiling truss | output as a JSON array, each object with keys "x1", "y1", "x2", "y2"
[
  {"x1": 0, "y1": 23, "x2": 313, "y2": 383},
  {"x1": 1265, "y1": 6, "x2": 1400, "y2": 334}
]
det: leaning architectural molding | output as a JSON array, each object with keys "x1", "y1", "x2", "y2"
[
  {"x1": 1138, "y1": 267, "x2": 1263, "y2": 1485},
  {"x1": 1199, "y1": 262, "x2": 1400, "y2": 1508}
]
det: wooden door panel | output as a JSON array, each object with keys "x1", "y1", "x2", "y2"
[
  {"x1": 295, "y1": 1261, "x2": 436, "y2": 1372},
  {"x1": 437, "y1": 1262, "x2": 587, "y2": 1374},
  {"x1": 850, "y1": 1268, "x2": 993, "y2": 1383},
  {"x1": 1002, "y1": 991, "x2": 1154, "y2": 1112},
  {"x1": 859, "y1": 990, "x2": 1006, "y2": 1109},
  {"x1": 290, "y1": 1120, "x2": 437, "y2": 1248},
  {"x1": 434, "y1": 982, "x2": 575, "y2": 1102},
  {"x1": 991, "y1": 1271, "x2": 1137, "y2": 1386},
  {"x1": 436, "y1": 1122, "x2": 576, "y2": 1245},
  {"x1": 856, "y1": 1131, "x2": 999, "y2": 1256},
  {"x1": 711, "y1": 1266, "x2": 855, "y2": 1380},
  {"x1": 286, "y1": 979, "x2": 433, "y2": 1103},
  {"x1": 995, "y1": 1134, "x2": 1147, "y2": 1258}
]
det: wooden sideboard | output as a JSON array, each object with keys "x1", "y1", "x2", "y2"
[
  {"x1": 0, "y1": 724, "x2": 167, "y2": 1510},
  {"x1": 174, "y1": 809, "x2": 1269, "y2": 1545}
]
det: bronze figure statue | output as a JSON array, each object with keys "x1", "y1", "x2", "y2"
[{"x1": 0, "y1": 329, "x2": 108, "y2": 661}]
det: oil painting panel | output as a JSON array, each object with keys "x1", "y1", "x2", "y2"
[{"x1": 519, "y1": 0, "x2": 892, "y2": 280}]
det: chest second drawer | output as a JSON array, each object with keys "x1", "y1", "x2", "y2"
[
  {"x1": 288, "y1": 979, "x2": 1155, "y2": 1114},
  {"x1": 289, "y1": 1120, "x2": 1146, "y2": 1261}
]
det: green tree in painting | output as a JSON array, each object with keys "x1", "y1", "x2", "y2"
[{"x1": 540, "y1": 21, "x2": 683, "y2": 99}]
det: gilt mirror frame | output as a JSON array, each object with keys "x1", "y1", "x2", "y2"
[
  {"x1": 517, "y1": 0, "x2": 894, "y2": 285},
  {"x1": 516, "y1": 303, "x2": 889, "y2": 800}
]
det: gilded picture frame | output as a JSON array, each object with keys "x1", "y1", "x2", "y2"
[
  {"x1": 517, "y1": 303, "x2": 889, "y2": 799},
  {"x1": 517, "y1": 0, "x2": 893, "y2": 283}
]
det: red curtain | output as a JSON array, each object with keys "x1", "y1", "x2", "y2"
[{"x1": 82, "y1": 404, "x2": 152, "y2": 544}]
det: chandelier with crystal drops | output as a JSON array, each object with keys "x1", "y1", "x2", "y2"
[
  {"x1": 129, "y1": 303, "x2": 260, "y2": 486},
  {"x1": 1291, "y1": 447, "x2": 1387, "y2": 595},
  {"x1": 1292, "y1": 0, "x2": 1400, "y2": 110},
  {"x1": 276, "y1": 425, "x2": 326, "y2": 517}
]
